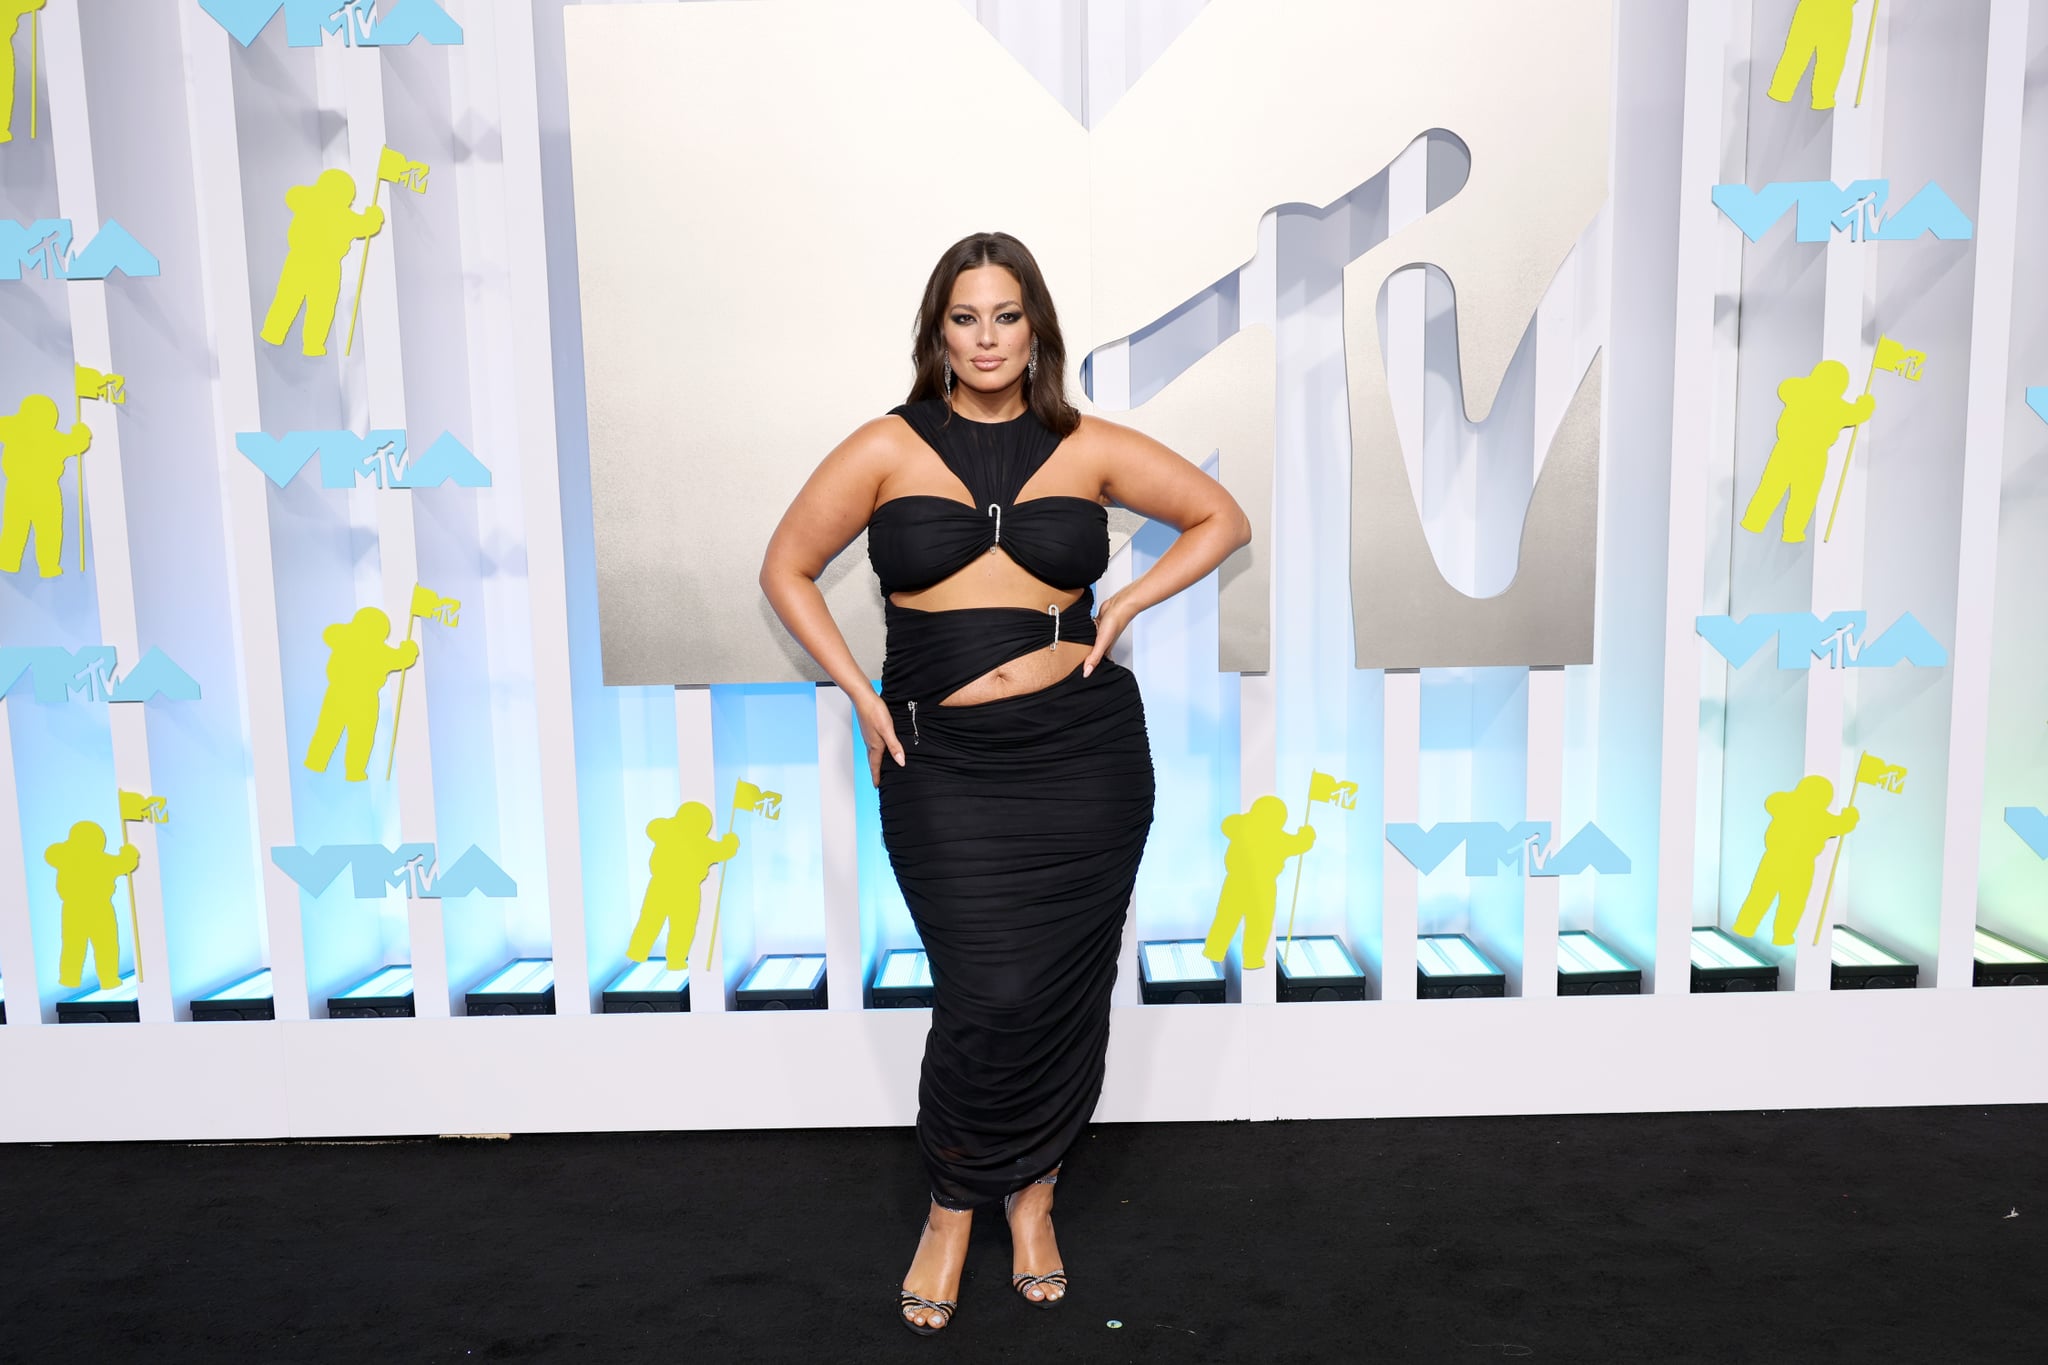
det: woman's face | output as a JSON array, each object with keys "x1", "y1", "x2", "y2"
[{"x1": 942, "y1": 265, "x2": 1032, "y2": 397}]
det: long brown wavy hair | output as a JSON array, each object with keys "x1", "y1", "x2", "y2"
[{"x1": 906, "y1": 232, "x2": 1081, "y2": 437}]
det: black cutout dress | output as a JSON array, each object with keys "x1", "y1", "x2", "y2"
[{"x1": 867, "y1": 398, "x2": 1157, "y2": 1211}]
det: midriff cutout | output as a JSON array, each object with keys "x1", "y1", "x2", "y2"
[
  {"x1": 887, "y1": 542, "x2": 1089, "y2": 613},
  {"x1": 936, "y1": 641, "x2": 1094, "y2": 707}
]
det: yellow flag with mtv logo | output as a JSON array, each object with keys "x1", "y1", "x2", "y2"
[
  {"x1": 1306, "y1": 770, "x2": 1358, "y2": 809},
  {"x1": 1855, "y1": 753, "x2": 1907, "y2": 794},
  {"x1": 1870, "y1": 336, "x2": 1925, "y2": 382},
  {"x1": 376, "y1": 146, "x2": 431, "y2": 194},
  {"x1": 119, "y1": 790, "x2": 168, "y2": 825},
  {"x1": 409, "y1": 583, "x2": 460, "y2": 627},
  {"x1": 733, "y1": 779, "x2": 783, "y2": 819}
]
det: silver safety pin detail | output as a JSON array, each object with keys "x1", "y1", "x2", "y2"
[
  {"x1": 907, "y1": 699, "x2": 921, "y2": 744},
  {"x1": 1047, "y1": 603, "x2": 1060, "y2": 650},
  {"x1": 987, "y1": 502, "x2": 1002, "y2": 549}
]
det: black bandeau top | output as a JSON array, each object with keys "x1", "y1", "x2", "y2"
[{"x1": 866, "y1": 398, "x2": 1109, "y2": 599}]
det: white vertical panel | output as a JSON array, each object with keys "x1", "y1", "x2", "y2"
[
  {"x1": 175, "y1": 6, "x2": 309, "y2": 1021},
  {"x1": 41, "y1": 6, "x2": 172, "y2": 1025},
  {"x1": 816, "y1": 685, "x2": 864, "y2": 1011},
  {"x1": 1938, "y1": 0, "x2": 2030, "y2": 987},
  {"x1": 1236, "y1": 670, "x2": 1277, "y2": 1005},
  {"x1": 495, "y1": 0, "x2": 592, "y2": 1015},
  {"x1": 674, "y1": 686, "x2": 725, "y2": 1014},
  {"x1": 326, "y1": 46, "x2": 444, "y2": 1017},
  {"x1": 1655, "y1": 0, "x2": 1740, "y2": 994},
  {"x1": 0, "y1": 702, "x2": 36, "y2": 1026},
  {"x1": 1380, "y1": 670, "x2": 1419, "y2": 1002},
  {"x1": 1523, "y1": 667, "x2": 1564, "y2": 998},
  {"x1": 1801, "y1": 19, "x2": 1889, "y2": 991},
  {"x1": 1091, "y1": 342, "x2": 1142, "y2": 1007}
]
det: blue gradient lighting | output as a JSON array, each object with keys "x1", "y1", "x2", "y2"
[
  {"x1": 1830, "y1": 928, "x2": 1911, "y2": 970},
  {"x1": 1278, "y1": 935, "x2": 1362, "y2": 980},
  {"x1": 607, "y1": 960, "x2": 688, "y2": 992},
  {"x1": 200, "y1": 969, "x2": 275, "y2": 1003},
  {"x1": 1416, "y1": 934, "x2": 1502, "y2": 979},
  {"x1": 338, "y1": 965, "x2": 415, "y2": 1000},
  {"x1": 1689, "y1": 928, "x2": 1769, "y2": 972},
  {"x1": 1140, "y1": 941, "x2": 1223, "y2": 985},
  {"x1": 70, "y1": 976, "x2": 140, "y2": 1005},
  {"x1": 740, "y1": 954, "x2": 825, "y2": 993},
  {"x1": 876, "y1": 949, "x2": 932, "y2": 991},
  {"x1": 1138, "y1": 939, "x2": 1225, "y2": 1005},
  {"x1": 474, "y1": 958, "x2": 555, "y2": 995},
  {"x1": 1557, "y1": 931, "x2": 1631, "y2": 975}
]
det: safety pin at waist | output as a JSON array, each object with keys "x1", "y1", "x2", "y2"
[
  {"x1": 987, "y1": 502, "x2": 1002, "y2": 550},
  {"x1": 1047, "y1": 603, "x2": 1060, "y2": 650}
]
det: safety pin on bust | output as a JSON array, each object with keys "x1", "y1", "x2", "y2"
[{"x1": 987, "y1": 502, "x2": 1002, "y2": 551}]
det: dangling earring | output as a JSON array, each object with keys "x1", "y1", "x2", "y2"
[
  {"x1": 1027, "y1": 339, "x2": 1039, "y2": 383},
  {"x1": 942, "y1": 353, "x2": 954, "y2": 400}
]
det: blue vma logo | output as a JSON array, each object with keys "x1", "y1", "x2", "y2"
[
  {"x1": 2006, "y1": 809, "x2": 2048, "y2": 859},
  {"x1": 0, "y1": 646, "x2": 199, "y2": 703},
  {"x1": 1696, "y1": 612, "x2": 1947, "y2": 669},
  {"x1": 238, "y1": 430, "x2": 490, "y2": 489},
  {"x1": 1385, "y1": 822, "x2": 1630, "y2": 878},
  {"x1": 201, "y1": 0, "x2": 462, "y2": 47},
  {"x1": 1712, "y1": 180, "x2": 1972, "y2": 243},
  {"x1": 1, "y1": 220, "x2": 159, "y2": 281},
  {"x1": 271, "y1": 844, "x2": 517, "y2": 899}
]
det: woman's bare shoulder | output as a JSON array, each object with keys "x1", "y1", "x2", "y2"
[{"x1": 823, "y1": 413, "x2": 919, "y2": 473}]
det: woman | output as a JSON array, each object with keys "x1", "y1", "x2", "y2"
[{"x1": 758, "y1": 232, "x2": 1251, "y2": 1334}]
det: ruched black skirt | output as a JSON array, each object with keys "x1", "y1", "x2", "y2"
[{"x1": 877, "y1": 596, "x2": 1155, "y2": 1211}]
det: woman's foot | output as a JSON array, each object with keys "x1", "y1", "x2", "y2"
[
  {"x1": 1004, "y1": 1175, "x2": 1065, "y2": 1304},
  {"x1": 900, "y1": 1202, "x2": 972, "y2": 1331}
]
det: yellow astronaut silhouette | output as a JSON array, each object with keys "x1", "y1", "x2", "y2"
[
  {"x1": 624, "y1": 802, "x2": 740, "y2": 966},
  {"x1": 1739, "y1": 360, "x2": 1874, "y2": 543},
  {"x1": 259, "y1": 170, "x2": 384, "y2": 357},
  {"x1": 0, "y1": 0, "x2": 46, "y2": 144},
  {"x1": 305, "y1": 607, "x2": 417, "y2": 782},
  {"x1": 48, "y1": 821, "x2": 138, "y2": 991},
  {"x1": 0, "y1": 394, "x2": 90, "y2": 577},
  {"x1": 1203, "y1": 796, "x2": 1316, "y2": 970},
  {"x1": 1768, "y1": 0, "x2": 1860, "y2": 111},
  {"x1": 1731, "y1": 777, "x2": 1859, "y2": 945}
]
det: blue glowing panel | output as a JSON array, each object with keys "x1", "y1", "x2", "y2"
[
  {"x1": 1279, "y1": 935, "x2": 1362, "y2": 979},
  {"x1": 1829, "y1": 928, "x2": 1911, "y2": 970},
  {"x1": 1416, "y1": 934, "x2": 1502, "y2": 978},
  {"x1": 70, "y1": 975, "x2": 140, "y2": 1005},
  {"x1": 1973, "y1": 928, "x2": 2048, "y2": 966},
  {"x1": 607, "y1": 960, "x2": 689, "y2": 992},
  {"x1": 200, "y1": 969, "x2": 275, "y2": 1002},
  {"x1": 1689, "y1": 928, "x2": 1769, "y2": 972},
  {"x1": 474, "y1": 958, "x2": 555, "y2": 995},
  {"x1": 1557, "y1": 930, "x2": 1633, "y2": 975},
  {"x1": 740, "y1": 954, "x2": 825, "y2": 993},
  {"x1": 1140, "y1": 941, "x2": 1223, "y2": 984},
  {"x1": 337, "y1": 965, "x2": 415, "y2": 999},
  {"x1": 877, "y1": 949, "x2": 931, "y2": 991}
]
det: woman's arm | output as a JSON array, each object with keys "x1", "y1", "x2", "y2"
[
  {"x1": 758, "y1": 418, "x2": 906, "y2": 775},
  {"x1": 1082, "y1": 416, "x2": 1253, "y2": 675}
]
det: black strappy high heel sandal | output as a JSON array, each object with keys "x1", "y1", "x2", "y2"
[
  {"x1": 1003, "y1": 1168, "x2": 1067, "y2": 1309},
  {"x1": 898, "y1": 1211, "x2": 962, "y2": 1336}
]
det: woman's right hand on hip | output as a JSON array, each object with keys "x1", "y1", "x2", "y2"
[{"x1": 857, "y1": 694, "x2": 906, "y2": 787}]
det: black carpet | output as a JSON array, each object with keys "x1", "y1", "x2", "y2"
[{"x1": 3, "y1": 1105, "x2": 2043, "y2": 1363}]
